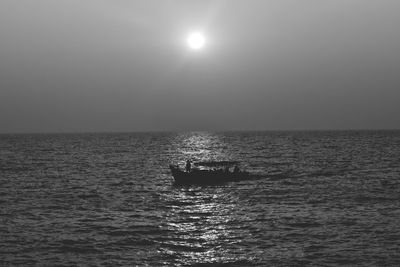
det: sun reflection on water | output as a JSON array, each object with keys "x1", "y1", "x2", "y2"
[
  {"x1": 172, "y1": 132, "x2": 236, "y2": 166},
  {"x1": 158, "y1": 186, "x2": 246, "y2": 266},
  {"x1": 156, "y1": 132, "x2": 253, "y2": 265}
]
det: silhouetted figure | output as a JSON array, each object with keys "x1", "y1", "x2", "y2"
[
  {"x1": 234, "y1": 165, "x2": 240, "y2": 173},
  {"x1": 185, "y1": 160, "x2": 191, "y2": 172},
  {"x1": 224, "y1": 166, "x2": 230, "y2": 173}
]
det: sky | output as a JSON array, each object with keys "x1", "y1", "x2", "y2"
[{"x1": 1, "y1": 0, "x2": 399, "y2": 133}]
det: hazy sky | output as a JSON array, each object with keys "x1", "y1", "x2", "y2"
[{"x1": 1, "y1": 0, "x2": 399, "y2": 132}]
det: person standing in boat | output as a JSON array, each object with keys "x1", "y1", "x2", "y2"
[{"x1": 185, "y1": 160, "x2": 191, "y2": 172}]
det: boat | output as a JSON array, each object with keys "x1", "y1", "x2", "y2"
[{"x1": 169, "y1": 161, "x2": 250, "y2": 185}]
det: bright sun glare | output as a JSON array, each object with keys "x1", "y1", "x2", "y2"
[{"x1": 187, "y1": 32, "x2": 205, "y2": 50}]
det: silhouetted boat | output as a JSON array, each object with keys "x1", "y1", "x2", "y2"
[{"x1": 169, "y1": 161, "x2": 250, "y2": 185}]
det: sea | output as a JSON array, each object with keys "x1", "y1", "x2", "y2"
[{"x1": 1, "y1": 131, "x2": 400, "y2": 266}]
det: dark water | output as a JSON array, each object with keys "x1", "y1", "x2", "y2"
[{"x1": 1, "y1": 131, "x2": 400, "y2": 266}]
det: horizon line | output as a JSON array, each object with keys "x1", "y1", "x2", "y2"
[{"x1": 1, "y1": 128, "x2": 400, "y2": 135}]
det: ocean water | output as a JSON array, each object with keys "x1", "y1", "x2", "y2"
[{"x1": 1, "y1": 131, "x2": 400, "y2": 266}]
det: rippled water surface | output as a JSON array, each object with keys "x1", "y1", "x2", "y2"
[{"x1": 1, "y1": 131, "x2": 400, "y2": 266}]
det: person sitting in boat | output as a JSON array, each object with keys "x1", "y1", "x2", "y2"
[
  {"x1": 185, "y1": 160, "x2": 191, "y2": 172},
  {"x1": 234, "y1": 165, "x2": 240, "y2": 173},
  {"x1": 224, "y1": 166, "x2": 230, "y2": 173}
]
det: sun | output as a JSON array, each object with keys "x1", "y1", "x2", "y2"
[{"x1": 187, "y1": 32, "x2": 205, "y2": 50}]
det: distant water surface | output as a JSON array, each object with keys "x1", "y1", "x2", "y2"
[{"x1": 1, "y1": 131, "x2": 400, "y2": 266}]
